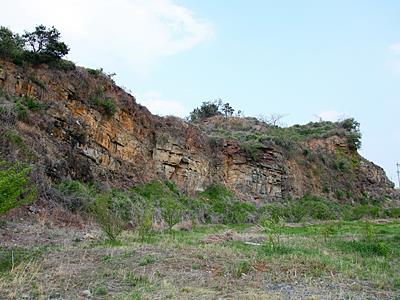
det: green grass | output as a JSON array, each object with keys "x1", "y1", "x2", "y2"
[
  {"x1": 1, "y1": 220, "x2": 399, "y2": 299},
  {"x1": 0, "y1": 246, "x2": 43, "y2": 273}
]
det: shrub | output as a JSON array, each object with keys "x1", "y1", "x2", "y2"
[
  {"x1": 0, "y1": 160, "x2": 37, "y2": 214},
  {"x1": 89, "y1": 192, "x2": 125, "y2": 242},
  {"x1": 384, "y1": 207, "x2": 400, "y2": 218},
  {"x1": 160, "y1": 195, "x2": 183, "y2": 230},
  {"x1": 15, "y1": 101, "x2": 28, "y2": 120},
  {"x1": 57, "y1": 180, "x2": 95, "y2": 211},
  {"x1": 0, "y1": 27, "x2": 24, "y2": 61},
  {"x1": 91, "y1": 97, "x2": 117, "y2": 117},
  {"x1": 86, "y1": 68, "x2": 103, "y2": 77},
  {"x1": 188, "y1": 100, "x2": 222, "y2": 122},
  {"x1": 240, "y1": 140, "x2": 263, "y2": 160},
  {"x1": 232, "y1": 260, "x2": 253, "y2": 278},
  {"x1": 198, "y1": 184, "x2": 256, "y2": 224}
]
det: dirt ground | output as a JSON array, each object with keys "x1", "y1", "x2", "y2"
[{"x1": 0, "y1": 209, "x2": 399, "y2": 300}]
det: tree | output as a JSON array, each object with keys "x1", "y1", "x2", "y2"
[
  {"x1": 23, "y1": 25, "x2": 69, "y2": 59},
  {"x1": 222, "y1": 102, "x2": 234, "y2": 117},
  {"x1": 0, "y1": 26, "x2": 24, "y2": 60},
  {"x1": 340, "y1": 118, "x2": 362, "y2": 150},
  {"x1": 188, "y1": 101, "x2": 222, "y2": 122},
  {"x1": 258, "y1": 113, "x2": 286, "y2": 127}
]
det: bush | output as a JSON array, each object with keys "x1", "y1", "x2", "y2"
[
  {"x1": 198, "y1": 184, "x2": 256, "y2": 224},
  {"x1": 0, "y1": 27, "x2": 24, "y2": 61},
  {"x1": 57, "y1": 180, "x2": 95, "y2": 211},
  {"x1": 240, "y1": 140, "x2": 263, "y2": 160},
  {"x1": 160, "y1": 195, "x2": 183, "y2": 230},
  {"x1": 89, "y1": 192, "x2": 125, "y2": 241},
  {"x1": 91, "y1": 97, "x2": 117, "y2": 117},
  {"x1": 0, "y1": 160, "x2": 37, "y2": 214}
]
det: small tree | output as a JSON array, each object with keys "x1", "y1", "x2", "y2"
[
  {"x1": 0, "y1": 27, "x2": 24, "y2": 60},
  {"x1": 90, "y1": 192, "x2": 124, "y2": 241},
  {"x1": 222, "y1": 102, "x2": 234, "y2": 117},
  {"x1": 0, "y1": 161, "x2": 37, "y2": 214},
  {"x1": 23, "y1": 25, "x2": 69, "y2": 59},
  {"x1": 161, "y1": 195, "x2": 183, "y2": 230},
  {"x1": 340, "y1": 118, "x2": 362, "y2": 150},
  {"x1": 188, "y1": 100, "x2": 222, "y2": 122}
]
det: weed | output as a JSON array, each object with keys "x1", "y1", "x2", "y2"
[
  {"x1": 260, "y1": 243, "x2": 294, "y2": 256},
  {"x1": 124, "y1": 272, "x2": 150, "y2": 288},
  {"x1": 138, "y1": 256, "x2": 156, "y2": 266},
  {"x1": 0, "y1": 247, "x2": 42, "y2": 273},
  {"x1": 95, "y1": 286, "x2": 107, "y2": 296},
  {"x1": 232, "y1": 260, "x2": 253, "y2": 278},
  {"x1": 131, "y1": 292, "x2": 142, "y2": 300}
]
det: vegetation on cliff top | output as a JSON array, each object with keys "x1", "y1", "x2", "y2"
[
  {"x1": 0, "y1": 25, "x2": 73, "y2": 70},
  {"x1": 188, "y1": 101, "x2": 362, "y2": 156}
]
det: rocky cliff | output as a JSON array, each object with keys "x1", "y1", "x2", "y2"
[{"x1": 0, "y1": 59, "x2": 396, "y2": 204}]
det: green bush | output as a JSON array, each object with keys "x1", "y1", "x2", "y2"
[
  {"x1": 89, "y1": 192, "x2": 125, "y2": 241},
  {"x1": 57, "y1": 180, "x2": 95, "y2": 211},
  {"x1": 0, "y1": 27, "x2": 24, "y2": 61},
  {"x1": 0, "y1": 161, "x2": 37, "y2": 214},
  {"x1": 91, "y1": 97, "x2": 117, "y2": 116},
  {"x1": 232, "y1": 260, "x2": 253, "y2": 278},
  {"x1": 198, "y1": 184, "x2": 256, "y2": 224},
  {"x1": 15, "y1": 101, "x2": 28, "y2": 120},
  {"x1": 384, "y1": 207, "x2": 400, "y2": 218}
]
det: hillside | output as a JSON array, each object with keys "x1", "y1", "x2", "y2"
[
  {"x1": 1, "y1": 48, "x2": 400, "y2": 300},
  {"x1": 0, "y1": 58, "x2": 396, "y2": 206}
]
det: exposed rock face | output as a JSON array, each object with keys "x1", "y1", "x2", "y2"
[{"x1": 0, "y1": 59, "x2": 396, "y2": 203}]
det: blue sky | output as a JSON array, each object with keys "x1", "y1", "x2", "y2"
[{"x1": 3, "y1": 0, "x2": 400, "y2": 185}]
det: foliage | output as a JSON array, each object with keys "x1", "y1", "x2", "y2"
[
  {"x1": 0, "y1": 25, "x2": 72, "y2": 69},
  {"x1": 91, "y1": 97, "x2": 117, "y2": 116},
  {"x1": 0, "y1": 247, "x2": 42, "y2": 273},
  {"x1": 23, "y1": 25, "x2": 69, "y2": 59},
  {"x1": 340, "y1": 118, "x2": 362, "y2": 150},
  {"x1": 198, "y1": 184, "x2": 256, "y2": 224},
  {"x1": 0, "y1": 160, "x2": 37, "y2": 214},
  {"x1": 232, "y1": 260, "x2": 253, "y2": 278},
  {"x1": 133, "y1": 181, "x2": 184, "y2": 230},
  {"x1": 188, "y1": 100, "x2": 221, "y2": 122},
  {"x1": 203, "y1": 116, "x2": 363, "y2": 155},
  {"x1": 0, "y1": 27, "x2": 24, "y2": 63},
  {"x1": 0, "y1": 129, "x2": 37, "y2": 162},
  {"x1": 89, "y1": 192, "x2": 125, "y2": 241},
  {"x1": 188, "y1": 100, "x2": 237, "y2": 122}
]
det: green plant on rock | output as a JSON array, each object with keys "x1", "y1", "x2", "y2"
[
  {"x1": 91, "y1": 97, "x2": 117, "y2": 117},
  {"x1": 0, "y1": 160, "x2": 37, "y2": 214}
]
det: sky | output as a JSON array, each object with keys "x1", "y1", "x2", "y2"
[{"x1": 2, "y1": 0, "x2": 400, "y2": 186}]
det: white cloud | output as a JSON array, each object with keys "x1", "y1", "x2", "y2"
[
  {"x1": 138, "y1": 91, "x2": 188, "y2": 117},
  {"x1": 314, "y1": 111, "x2": 345, "y2": 122},
  {"x1": 1, "y1": 0, "x2": 214, "y2": 74}
]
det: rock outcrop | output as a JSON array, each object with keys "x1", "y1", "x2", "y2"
[{"x1": 0, "y1": 59, "x2": 396, "y2": 203}]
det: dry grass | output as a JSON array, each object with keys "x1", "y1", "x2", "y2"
[{"x1": 0, "y1": 217, "x2": 399, "y2": 299}]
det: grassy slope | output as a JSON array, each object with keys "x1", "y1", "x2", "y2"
[{"x1": 0, "y1": 219, "x2": 399, "y2": 299}]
